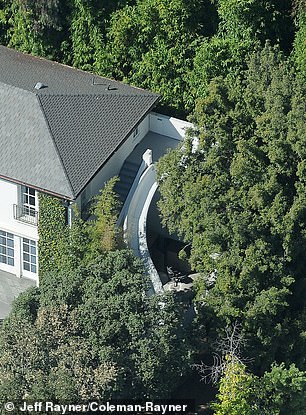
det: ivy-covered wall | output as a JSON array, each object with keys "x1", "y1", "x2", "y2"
[{"x1": 38, "y1": 193, "x2": 67, "y2": 278}]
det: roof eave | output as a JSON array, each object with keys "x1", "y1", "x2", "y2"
[
  {"x1": 0, "y1": 174, "x2": 75, "y2": 201},
  {"x1": 74, "y1": 94, "x2": 160, "y2": 199}
]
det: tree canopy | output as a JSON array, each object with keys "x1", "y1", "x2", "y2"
[
  {"x1": 0, "y1": 0, "x2": 304, "y2": 409},
  {"x1": 0, "y1": 0, "x2": 299, "y2": 116},
  {"x1": 0, "y1": 182, "x2": 192, "y2": 401},
  {"x1": 157, "y1": 44, "x2": 306, "y2": 373}
]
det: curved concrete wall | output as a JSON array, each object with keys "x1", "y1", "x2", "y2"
[{"x1": 123, "y1": 164, "x2": 163, "y2": 296}]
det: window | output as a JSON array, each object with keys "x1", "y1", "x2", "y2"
[
  {"x1": 23, "y1": 238, "x2": 37, "y2": 273},
  {"x1": 0, "y1": 230, "x2": 14, "y2": 266},
  {"x1": 133, "y1": 126, "x2": 139, "y2": 138},
  {"x1": 22, "y1": 186, "x2": 36, "y2": 216},
  {"x1": 14, "y1": 186, "x2": 38, "y2": 225}
]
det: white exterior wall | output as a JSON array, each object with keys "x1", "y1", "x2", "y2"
[
  {"x1": 76, "y1": 113, "x2": 192, "y2": 209},
  {"x1": 149, "y1": 112, "x2": 192, "y2": 140},
  {"x1": 77, "y1": 116, "x2": 150, "y2": 208},
  {"x1": 0, "y1": 178, "x2": 38, "y2": 282}
]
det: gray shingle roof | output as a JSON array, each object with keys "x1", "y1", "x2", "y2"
[{"x1": 0, "y1": 46, "x2": 159, "y2": 199}]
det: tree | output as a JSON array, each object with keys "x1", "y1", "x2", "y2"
[
  {"x1": 212, "y1": 357, "x2": 259, "y2": 415},
  {"x1": 292, "y1": 0, "x2": 306, "y2": 77},
  {"x1": 69, "y1": 0, "x2": 103, "y2": 71},
  {"x1": 4, "y1": 0, "x2": 70, "y2": 59},
  {"x1": 195, "y1": 325, "x2": 306, "y2": 413},
  {"x1": 99, "y1": 0, "x2": 216, "y2": 116},
  {"x1": 189, "y1": 0, "x2": 295, "y2": 102},
  {"x1": 189, "y1": 34, "x2": 257, "y2": 100},
  {"x1": 0, "y1": 304, "x2": 117, "y2": 401},
  {"x1": 157, "y1": 44, "x2": 306, "y2": 371},
  {"x1": 86, "y1": 176, "x2": 122, "y2": 259},
  {"x1": 217, "y1": 0, "x2": 294, "y2": 52},
  {"x1": 262, "y1": 363, "x2": 306, "y2": 415},
  {"x1": 78, "y1": 250, "x2": 192, "y2": 398},
  {"x1": 211, "y1": 360, "x2": 306, "y2": 415},
  {"x1": 0, "y1": 247, "x2": 192, "y2": 400}
]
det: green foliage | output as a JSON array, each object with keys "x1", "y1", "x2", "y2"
[
  {"x1": 38, "y1": 178, "x2": 123, "y2": 277},
  {"x1": 212, "y1": 357, "x2": 259, "y2": 415},
  {"x1": 78, "y1": 251, "x2": 192, "y2": 397},
  {"x1": 189, "y1": 0, "x2": 295, "y2": 102},
  {"x1": 4, "y1": 0, "x2": 70, "y2": 59},
  {"x1": 0, "y1": 250, "x2": 192, "y2": 400},
  {"x1": 157, "y1": 44, "x2": 306, "y2": 370},
  {"x1": 217, "y1": 0, "x2": 294, "y2": 52},
  {"x1": 262, "y1": 363, "x2": 306, "y2": 415},
  {"x1": 212, "y1": 359, "x2": 306, "y2": 415},
  {"x1": 86, "y1": 176, "x2": 122, "y2": 259},
  {"x1": 292, "y1": 1, "x2": 306, "y2": 77},
  {"x1": 38, "y1": 193, "x2": 68, "y2": 277},
  {"x1": 190, "y1": 34, "x2": 257, "y2": 100},
  {"x1": 9, "y1": 286, "x2": 40, "y2": 322},
  {"x1": 100, "y1": 0, "x2": 215, "y2": 116},
  {"x1": 0, "y1": 304, "x2": 117, "y2": 401},
  {"x1": 70, "y1": 0, "x2": 103, "y2": 70}
]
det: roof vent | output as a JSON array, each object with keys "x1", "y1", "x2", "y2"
[
  {"x1": 34, "y1": 82, "x2": 47, "y2": 90},
  {"x1": 106, "y1": 84, "x2": 117, "y2": 91}
]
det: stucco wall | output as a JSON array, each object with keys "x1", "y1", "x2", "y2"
[
  {"x1": 0, "y1": 178, "x2": 38, "y2": 280},
  {"x1": 77, "y1": 115, "x2": 150, "y2": 209},
  {"x1": 149, "y1": 112, "x2": 192, "y2": 140}
]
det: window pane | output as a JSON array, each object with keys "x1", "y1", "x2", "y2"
[
  {"x1": 7, "y1": 257, "x2": 14, "y2": 266},
  {"x1": 23, "y1": 244, "x2": 29, "y2": 252},
  {"x1": 0, "y1": 230, "x2": 15, "y2": 266},
  {"x1": 23, "y1": 253, "x2": 30, "y2": 262},
  {"x1": 29, "y1": 188, "x2": 35, "y2": 196},
  {"x1": 23, "y1": 238, "x2": 37, "y2": 273},
  {"x1": 29, "y1": 196, "x2": 35, "y2": 206},
  {"x1": 7, "y1": 239, "x2": 14, "y2": 247}
]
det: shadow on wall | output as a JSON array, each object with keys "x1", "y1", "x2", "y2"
[{"x1": 147, "y1": 190, "x2": 192, "y2": 278}]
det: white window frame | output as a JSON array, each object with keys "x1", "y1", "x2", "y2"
[
  {"x1": 21, "y1": 186, "x2": 37, "y2": 217},
  {"x1": 22, "y1": 238, "x2": 37, "y2": 274},
  {"x1": 0, "y1": 230, "x2": 14, "y2": 267}
]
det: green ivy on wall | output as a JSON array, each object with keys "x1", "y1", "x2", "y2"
[{"x1": 38, "y1": 193, "x2": 68, "y2": 278}]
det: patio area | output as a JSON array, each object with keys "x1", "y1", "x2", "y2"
[
  {"x1": 0, "y1": 270, "x2": 36, "y2": 320},
  {"x1": 127, "y1": 131, "x2": 181, "y2": 165}
]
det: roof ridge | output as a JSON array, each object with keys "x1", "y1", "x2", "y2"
[
  {"x1": 39, "y1": 93, "x2": 159, "y2": 98},
  {"x1": 36, "y1": 95, "x2": 75, "y2": 199},
  {"x1": 0, "y1": 80, "x2": 35, "y2": 97},
  {"x1": 0, "y1": 46, "x2": 158, "y2": 96}
]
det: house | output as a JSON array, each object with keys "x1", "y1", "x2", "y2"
[{"x1": 0, "y1": 46, "x2": 191, "y2": 287}]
